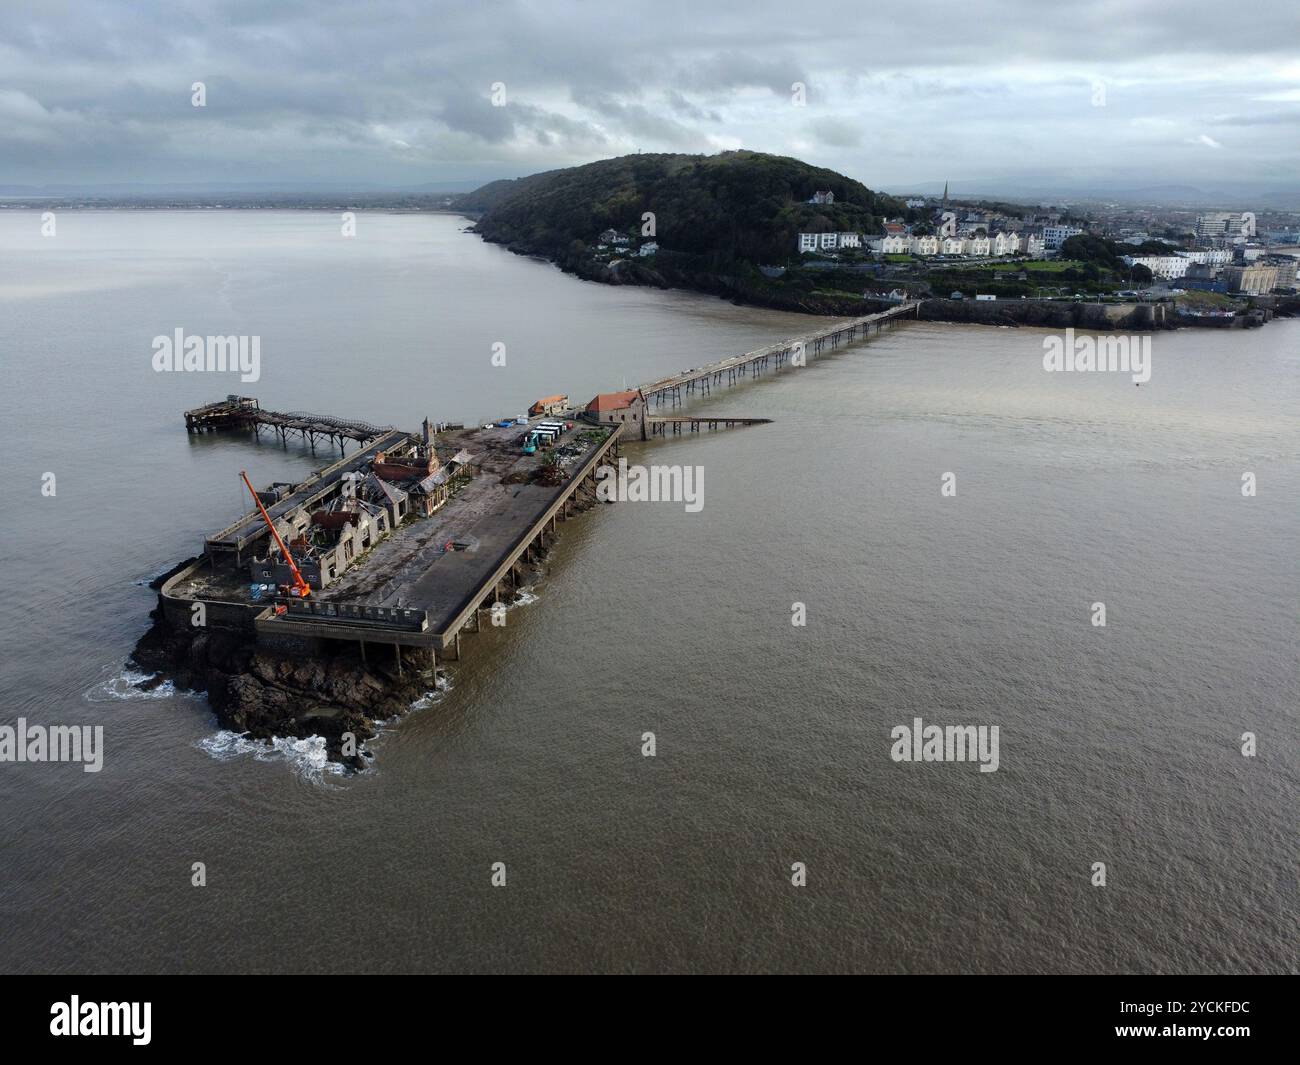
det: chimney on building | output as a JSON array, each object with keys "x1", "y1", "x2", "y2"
[{"x1": 422, "y1": 417, "x2": 431, "y2": 445}]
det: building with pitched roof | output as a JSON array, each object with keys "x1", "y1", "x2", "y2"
[{"x1": 583, "y1": 389, "x2": 646, "y2": 437}]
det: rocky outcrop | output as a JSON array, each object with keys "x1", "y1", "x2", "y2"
[
  {"x1": 132, "y1": 547, "x2": 556, "y2": 769},
  {"x1": 131, "y1": 612, "x2": 430, "y2": 769}
]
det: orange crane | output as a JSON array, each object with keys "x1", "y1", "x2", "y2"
[{"x1": 240, "y1": 471, "x2": 312, "y2": 599}]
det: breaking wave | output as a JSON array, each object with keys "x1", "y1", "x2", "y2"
[
  {"x1": 85, "y1": 667, "x2": 180, "y2": 703},
  {"x1": 409, "y1": 672, "x2": 454, "y2": 712},
  {"x1": 198, "y1": 730, "x2": 345, "y2": 784}
]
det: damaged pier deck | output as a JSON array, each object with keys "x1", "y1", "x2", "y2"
[
  {"x1": 184, "y1": 395, "x2": 394, "y2": 452},
  {"x1": 162, "y1": 417, "x2": 627, "y2": 671},
  {"x1": 253, "y1": 422, "x2": 624, "y2": 661},
  {"x1": 640, "y1": 300, "x2": 919, "y2": 408}
]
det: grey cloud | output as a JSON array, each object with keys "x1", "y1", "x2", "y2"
[
  {"x1": 810, "y1": 117, "x2": 862, "y2": 148},
  {"x1": 0, "y1": 0, "x2": 1296, "y2": 188}
]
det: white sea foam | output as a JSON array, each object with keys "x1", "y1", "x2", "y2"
[
  {"x1": 410, "y1": 672, "x2": 453, "y2": 712},
  {"x1": 512, "y1": 589, "x2": 539, "y2": 607},
  {"x1": 85, "y1": 667, "x2": 180, "y2": 703},
  {"x1": 198, "y1": 730, "x2": 345, "y2": 784}
]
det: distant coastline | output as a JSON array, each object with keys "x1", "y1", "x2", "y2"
[{"x1": 5, "y1": 198, "x2": 1293, "y2": 330}]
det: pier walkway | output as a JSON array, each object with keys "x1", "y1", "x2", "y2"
[
  {"x1": 639, "y1": 301, "x2": 919, "y2": 408},
  {"x1": 644, "y1": 414, "x2": 772, "y2": 436}
]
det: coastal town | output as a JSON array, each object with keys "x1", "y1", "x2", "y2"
[{"x1": 579, "y1": 180, "x2": 1300, "y2": 317}]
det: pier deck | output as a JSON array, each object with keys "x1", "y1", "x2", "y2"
[
  {"x1": 644, "y1": 414, "x2": 772, "y2": 436},
  {"x1": 250, "y1": 421, "x2": 623, "y2": 653},
  {"x1": 640, "y1": 300, "x2": 918, "y2": 407}
]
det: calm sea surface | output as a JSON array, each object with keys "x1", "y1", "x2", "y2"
[{"x1": 0, "y1": 211, "x2": 1295, "y2": 973}]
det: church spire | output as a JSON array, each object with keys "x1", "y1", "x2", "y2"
[{"x1": 942, "y1": 181, "x2": 949, "y2": 208}]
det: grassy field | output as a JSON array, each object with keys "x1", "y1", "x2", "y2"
[
  {"x1": 1174, "y1": 290, "x2": 1243, "y2": 310},
  {"x1": 985, "y1": 259, "x2": 1082, "y2": 273}
]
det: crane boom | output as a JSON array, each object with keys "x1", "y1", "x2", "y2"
[{"x1": 240, "y1": 471, "x2": 311, "y2": 598}]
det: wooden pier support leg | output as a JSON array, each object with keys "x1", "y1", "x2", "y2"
[
  {"x1": 394, "y1": 643, "x2": 402, "y2": 676},
  {"x1": 359, "y1": 639, "x2": 366, "y2": 665}
]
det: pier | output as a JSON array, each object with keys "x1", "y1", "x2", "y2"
[
  {"x1": 162, "y1": 415, "x2": 624, "y2": 670},
  {"x1": 639, "y1": 301, "x2": 918, "y2": 408},
  {"x1": 645, "y1": 414, "x2": 772, "y2": 436},
  {"x1": 184, "y1": 395, "x2": 394, "y2": 453},
  {"x1": 163, "y1": 303, "x2": 917, "y2": 672}
]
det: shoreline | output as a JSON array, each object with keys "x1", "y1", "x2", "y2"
[{"x1": 467, "y1": 223, "x2": 1297, "y2": 332}]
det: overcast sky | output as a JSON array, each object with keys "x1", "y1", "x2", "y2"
[{"x1": 2, "y1": 0, "x2": 1298, "y2": 196}]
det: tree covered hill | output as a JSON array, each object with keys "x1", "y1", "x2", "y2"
[{"x1": 457, "y1": 150, "x2": 902, "y2": 268}]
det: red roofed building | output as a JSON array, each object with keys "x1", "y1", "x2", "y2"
[
  {"x1": 583, "y1": 389, "x2": 647, "y2": 437},
  {"x1": 529, "y1": 394, "x2": 569, "y2": 417}
]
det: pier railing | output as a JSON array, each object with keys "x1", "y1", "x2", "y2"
[{"x1": 274, "y1": 598, "x2": 429, "y2": 631}]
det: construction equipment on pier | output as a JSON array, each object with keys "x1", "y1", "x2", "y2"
[{"x1": 240, "y1": 470, "x2": 312, "y2": 599}]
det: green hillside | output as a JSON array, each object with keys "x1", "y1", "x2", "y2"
[{"x1": 458, "y1": 150, "x2": 902, "y2": 269}]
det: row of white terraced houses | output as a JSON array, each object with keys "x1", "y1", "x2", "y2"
[{"x1": 798, "y1": 230, "x2": 1048, "y2": 258}]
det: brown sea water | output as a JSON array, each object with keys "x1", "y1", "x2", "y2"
[{"x1": 0, "y1": 210, "x2": 1295, "y2": 973}]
